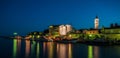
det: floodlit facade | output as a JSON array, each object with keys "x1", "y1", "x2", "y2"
[
  {"x1": 59, "y1": 25, "x2": 67, "y2": 35},
  {"x1": 66, "y1": 24, "x2": 72, "y2": 32},
  {"x1": 84, "y1": 29, "x2": 99, "y2": 34},
  {"x1": 101, "y1": 27, "x2": 120, "y2": 40},
  {"x1": 94, "y1": 16, "x2": 99, "y2": 29},
  {"x1": 59, "y1": 24, "x2": 72, "y2": 35}
]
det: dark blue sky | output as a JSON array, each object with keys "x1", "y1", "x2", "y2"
[{"x1": 0, "y1": 0, "x2": 120, "y2": 35}]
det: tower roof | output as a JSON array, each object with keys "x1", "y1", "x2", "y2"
[{"x1": 96, "y1": 16, "x2": 98, "y2": 18}]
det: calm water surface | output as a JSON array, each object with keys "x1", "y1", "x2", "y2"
[{"x1": 0, "y1": 38, "x2": 120, "y2": 58}]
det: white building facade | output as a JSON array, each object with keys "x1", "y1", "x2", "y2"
[
  {"x1": 59, "y1": 24, "x2": 72, "y2": 35},
  {"x1": 94, "y1": 16, "x2": 99, "y2": 29}
]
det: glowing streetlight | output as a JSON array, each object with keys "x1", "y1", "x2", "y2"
[
  {"x1": 13, "y1": 32, "x2": 18, "y2": 35},
  {"x1": 89, "y1": 34, "x2": 92, "y2": 37}
]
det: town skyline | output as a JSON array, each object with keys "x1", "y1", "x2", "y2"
[
  {"x1": 0, "y1": 14, "x2": 120, "y2": 36},
  {"x1": 1, "y1": 0, "x2": 120, "y2": 58},
  {"x1": 1, "y1": 0, "x2": 120, "y2": 36}
]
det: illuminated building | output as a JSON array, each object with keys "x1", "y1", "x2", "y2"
[
  {"x1": 102, "y1": 24, "x2": 120, "y2": 34},
  {"x1": 103, "y1": 28, "x2": 120, "y2": 34},
  {"x1": 49, "y1": 25, "x2": 54, "y2": 35},
  {"x1": 66, "y1": 24, "x2": 72, "y2": 32},
  {"x1": 101, "y1": 24, "x2": 120, "y2": 40},
  {"x1": 59, "y1": 24, "x2": 72, "y2": 36},
  {"x1": 59, "y1": 25, "x2": 67, "y2": 35},
  {"x1": 49, "y1": 25, "x2": 59, "y2": 35},
  {"x1": 84, "y1": 29, "x2": 99, "y2": 34},
  {"x1": 83, "y1": 29, "x2": 100, "y2": 40},
  {"x1": 94, "y1": 16, "x2": 99, "y2": 29},
  {"x1": 48, "y1": 25, "x2": 59, "y2": 39}
]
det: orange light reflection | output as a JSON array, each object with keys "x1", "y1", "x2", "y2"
[{"x1": 25, "y1": 40, "x2": 30, "y2": 58}]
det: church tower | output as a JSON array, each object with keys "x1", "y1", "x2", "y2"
[{"x1": 94, "y1": 16, "x2": 99, "y2": 29}]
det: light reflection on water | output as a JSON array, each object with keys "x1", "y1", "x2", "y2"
[
  {"x1": 31, "y1": 41, "x2": 36, "y2": 57},
  {"x1": 88, "y1": 46, "x2": 99, "y2": 58},
  {"x1": 12, "y1": 39, "x2": 73, "y2": 58},
  {"x1": 56, "y1": 43, "x2": 72, "y2": 58},
  {"x1": 13, "y1": 39, "x2": 21, "y2": 58},
  {"x1": 25, "y1": 40, "x2": 30, "y2": 58},
  {"x1": 43, "y1": 42, "x2": 53, "y2": 58},
  {"x1": 13, "y1": 39, "x2": 17, "y2": 58},
  {"x1": 36, "y1": 42, "x2": 40, "y2": 58},
  {"x1": 9, "y1": 39, "x2": 120, "y2": 58},
  {"x1": 88, "y1": 46, "x2": 93, "y2": 58},
  {"x1": 94, "y1": 46, "x2": 99, "y2": 58}
]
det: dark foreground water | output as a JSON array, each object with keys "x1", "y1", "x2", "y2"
[{"x1": 0, "y1": 38, "x2": 120, "y2": 58}]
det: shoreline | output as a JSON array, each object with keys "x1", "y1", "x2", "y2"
[{"x1": 1, "y1": 36, "x2": 120, "y2": 46}]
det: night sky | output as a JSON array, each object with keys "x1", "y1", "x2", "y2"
[{"x1": 0, "y1": 0, "x2": 120, "y2": 36}]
